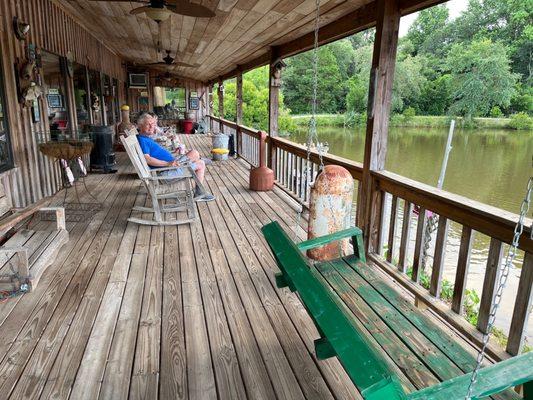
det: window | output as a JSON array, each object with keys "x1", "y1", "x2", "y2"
[
  {"x1": 73, "y1": 63, "x2": 91, "y2": 131},
  {"x1": 0, "y1": 58, "x2": 14, "y2": 172},
  {"x1": 41, "y1": 51, "x2": 69, "y2": 140}
]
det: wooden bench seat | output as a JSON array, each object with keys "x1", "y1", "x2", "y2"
[
  {"x1": 0, "y1": 197, "x2": 68, "y2": 294},
  {"x1": 262, "y1": 221, "x2": 532, "y2": 400}
]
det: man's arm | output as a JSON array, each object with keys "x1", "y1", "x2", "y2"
[{"x1": 144, "y1": 154, "x2": 178, "y2": 167}]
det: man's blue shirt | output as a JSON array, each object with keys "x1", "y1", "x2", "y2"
[{"x1": 137, "y1": 134, "x2": 174, "y2": 167}]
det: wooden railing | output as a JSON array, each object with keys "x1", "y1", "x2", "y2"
[
  {"x1": 270, "y1": 136, "x2": 363, "y2": 222},
  {"x1": 207, "y1": 115, "x2": 533, "y2": 359}
]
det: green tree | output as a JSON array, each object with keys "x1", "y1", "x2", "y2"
[
  {"x1": 417, "y1": 74, "x2": 452, "y2": 115},
  {"x1": 345, "y1": 76, "x2": 367, "y2": 113},
  {"x1": 449, "y1": 0, "x2": 532, "y2": 83},
  {"x1": 283, "y1": 46, "x2": 344, "y2": 113},
  {"x1": 446, "y1": 39, "x2": 518, "y2": 118},
  {"x1": 406, "y1": 5, "x2": 450, "y2": 56},
  {"x1": 213, "y1": 67, "x2": 295, "y2": 134}
]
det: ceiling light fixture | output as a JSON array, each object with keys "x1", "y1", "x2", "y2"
[{"x1": 143, "y1": 6, "x2": 171, "y2": 22}]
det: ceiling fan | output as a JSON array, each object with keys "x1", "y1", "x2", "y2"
[
  {"x1": 88, "y1": 0, "x2": 216, "y2": 21},
  {"x1": 142, "y1": 50, "x2": 199, "y2": 68}
]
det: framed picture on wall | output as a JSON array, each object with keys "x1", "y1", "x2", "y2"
[
  {"x1": 189, "y1": 96, "x2": 199, "y2": 110},
  {"x1": 47, "y1": 93, "x2": 63, "y2": 108}
]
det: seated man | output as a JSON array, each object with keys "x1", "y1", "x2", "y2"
[
  {"x1": 148, "y1": 112, "x2": 212, "y2": 167},
  {"x1": 136, "y1": 113, "x2": 215, "y2": 202}
]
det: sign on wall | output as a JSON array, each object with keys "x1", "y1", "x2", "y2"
[{"x1": 189, "y1": 96, "x2": 199, "y2": 110}]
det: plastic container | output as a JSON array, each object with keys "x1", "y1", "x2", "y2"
[
  {"x1": 181, "y1": 119, "x2": 193, "y2": 134},
  {"x1": 211, "y1": 134, "x2": 229, "y2": 150},
  {"x1": 211, "y1": 148, "x2": 229, "y2": 161}
]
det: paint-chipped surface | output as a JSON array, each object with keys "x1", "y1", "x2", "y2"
[{"x1": 307, "y1": 165, "x2": 354, "y2": 261}]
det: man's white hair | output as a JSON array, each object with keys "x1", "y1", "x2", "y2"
[{"x1": 137, "y1": 112, "x2": 153, "y2": 127}]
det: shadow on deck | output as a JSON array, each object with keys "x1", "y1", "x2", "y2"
[{"x1": 0, "y1": 135, "x2": 489, "y2": 400}]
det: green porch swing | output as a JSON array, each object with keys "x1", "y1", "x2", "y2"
[{"x1": 261, "y1": 1, "x2": 533, "y2": 399}]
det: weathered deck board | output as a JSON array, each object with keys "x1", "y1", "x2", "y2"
[{"x1": 0, "y1": 137, "x2": 513, "y2": 400}]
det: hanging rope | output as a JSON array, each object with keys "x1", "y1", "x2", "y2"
[{"x1": 465, "y1": 176, "x2": 532, "y2": 399}]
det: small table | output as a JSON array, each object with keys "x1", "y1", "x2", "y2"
[{"x1": 39, "y1": 140, "x2": 102, "y2": 221}]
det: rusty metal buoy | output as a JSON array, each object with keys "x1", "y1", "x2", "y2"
[
  {"x1": 307, "y1": 165, "x2": 354, "y2": 261},
  {"x1": 249, "y1": 131, "x2": 274, "y2": 191}
]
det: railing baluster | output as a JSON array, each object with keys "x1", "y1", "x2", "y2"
[
  {"x1": 398, "y1": 201, "x2": 413, "y2": 273},
  {"x1": 477, "y1": 238, "x2": 503, "y2": 333},
  {"x1": 375, "y1": 192, "x2": 386, "y2": 256},
  {"x1": 452, "y1": 226, "x2": 475, "y2": 314},
  {"x1": 286, "y1": 152, "x2": 290, "y2": 190},
  {"x1": 506, "y1": 252, "x2": 533, "y2": 355},
  {"x1": 275, "y1": 147, "x2": 280, "y2": 181},
  {"x1": 298, "y1": 157, "x2": 304, "y2": 199},
  {"x1": 412, "y1": 207, "x2": 427, "y2": 282},
  {"x1": 386, "y1": 195, "x2": 398, "y2": 263},
  {"x1": 429, "y1": 216, "x2": 449, "y2": 298}
]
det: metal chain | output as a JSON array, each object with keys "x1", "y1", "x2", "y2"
[
  {"x1": 465, "y1": 176, "x2": 532, "y2": 399},
  {"x1": 421, "y1": 213, "x2": 439, "y2": 273},
  {"x1": 295, "y1": 0, "x2": 323, "y2": 239}
]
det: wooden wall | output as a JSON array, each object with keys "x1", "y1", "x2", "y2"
[{"x1": 0, "y1": 0, "x2": 127, "y2": 207}]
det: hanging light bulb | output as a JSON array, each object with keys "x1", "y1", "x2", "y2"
[{"x1": 144, "y1": 6, "x2": 171, "y2": 22}]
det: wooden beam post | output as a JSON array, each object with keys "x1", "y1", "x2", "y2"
[
  {"x1": 268, "y1": 50, "x2": 283, "y2": 168},
  {"x1": 357, "y1": 0, "x2": 400, "y2": 253},
  {"x1": 217, "y1": 77, "x2": 224, "y2": 132},
  {"x1": 236, "y1": 71, "x2": 243, "y2": 156}
]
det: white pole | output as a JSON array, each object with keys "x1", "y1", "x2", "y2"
[{"x1": 437, "y1": 119, "x2": 455, "y2": 189}]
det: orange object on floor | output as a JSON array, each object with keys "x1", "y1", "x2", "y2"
[{"x1": 249, "y1": 131, "x2": 274, "y2": 191}]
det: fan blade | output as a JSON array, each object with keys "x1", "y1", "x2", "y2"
[
  {"x1": 88, "y1": 0, "x2": 149, "y2": 2},
  {"x1": 141, "y1": 62, "x2": 168, "y2": 65},
  {"x1": 166, "y1": 2, "x2": 215, "y2": 18},
  {"x1": 173, "y1": 61, "x2": 199, "y2": 68},
  {"x1": 130, "y1": 6, "x2": 152, "y2": 15}
]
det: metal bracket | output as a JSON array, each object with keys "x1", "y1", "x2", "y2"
[
  {"x1": 275, "y1": 272, "x2": 296, "y2": 292},
  {"x1": 314, "y1": 337, "x2": 336, "y2": 360}
]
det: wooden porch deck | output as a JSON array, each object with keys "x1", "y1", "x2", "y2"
[
  {"x1": 0, "y1": 135, "x2": 490, "y2": 400},
  {"x1": 0, "y1": 134, "x2": 358, "y2": 399}
]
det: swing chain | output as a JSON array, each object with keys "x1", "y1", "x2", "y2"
[
  {"x1": 295, "y1": 0, "x2": 322, "y2": 239},
  {"x1": 465, "y1": 176, "x2": 532, "y2": 400},
  {"x1": 421, "y1": 213, "x2": 439, "y2": 273}
]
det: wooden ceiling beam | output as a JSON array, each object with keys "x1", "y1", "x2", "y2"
[{"x1": 210, "y1": 0, "x2": 447, "y2": 84}]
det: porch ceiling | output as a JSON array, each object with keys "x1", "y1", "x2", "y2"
[{"x1": 55, "y1": 0, "x2": 441, "y2": 83}]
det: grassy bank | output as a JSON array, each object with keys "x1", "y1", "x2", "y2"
[{"x1": 291, "y1": 113, "x2": 532, "y2": 130}]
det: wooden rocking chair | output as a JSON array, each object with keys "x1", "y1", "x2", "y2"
[{"x1": 121, "y1": 134, "x2": 202, "y2": 226}]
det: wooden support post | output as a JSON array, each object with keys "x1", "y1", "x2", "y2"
[
  {"x1": 357, "y1": 0, "x2": 400, "y2": 253},
  {"x1": 236, "y1": 71, "x2": 243, "y2": 156},
  {"x1": 236, "y1": 71, "x2": 243, "y2": 126},
  {"x1": 268, "y1": 50, "x2": 283, "y2": 168},
  {"x1": 217, "y1": 77, "x2": 224, "y2": 132}
]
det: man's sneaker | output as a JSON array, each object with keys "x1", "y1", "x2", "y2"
[{"x1": 195, "y1": 193, "x2": 216, "y2": 202}]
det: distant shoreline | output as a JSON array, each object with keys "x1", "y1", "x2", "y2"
[{"x1": 290, "y1": 114, "x2": 533, "y2": 131}]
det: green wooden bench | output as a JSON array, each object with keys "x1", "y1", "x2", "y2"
[{"x1": 262, "y1": 221, "x2": 533, "y2": 400}]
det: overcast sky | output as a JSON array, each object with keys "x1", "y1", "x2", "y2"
[{"x1": 399, "y1": 0, "x2": 469, "y2": 37}]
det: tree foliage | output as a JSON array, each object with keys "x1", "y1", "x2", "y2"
[
  {"x1": 281, "y1": 0, "x2": 530, "y2": 119},
  {"x1": 446, "y1": 39, "x2": 518, "y2": 118},
  {"x1": 213, "y1": 66, "x2": 296, "y2": 134}
]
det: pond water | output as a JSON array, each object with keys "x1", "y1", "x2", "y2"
[{"x1": 288, "y1": 126, "x2": 533, "y2": 341}]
